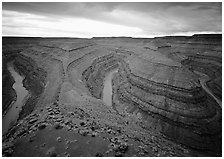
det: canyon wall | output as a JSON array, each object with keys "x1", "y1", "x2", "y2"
[{"x1": 81, "y1": 40, "x2": 221, "y2": 152}]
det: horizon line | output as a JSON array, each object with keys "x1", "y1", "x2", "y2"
[{"x1": 2, "y1": 33, "x2": 222, "y2": 39}]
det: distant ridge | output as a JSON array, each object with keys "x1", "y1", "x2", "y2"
[
  {"x1": 92, "y1": 34, "x2": 222, "y2": 40},
  {"x1": 3, "y1": 34, "x2": 222, "y2": 39},
  {"x1": 193, "y1": 34, "x2": 222, "y2": 37},
  {"x1": 2, "y1": 36, "x2": 43, "y2": 38},
  {"x1": 2, "y1": 36, "x2": 88, "y2": 39}
]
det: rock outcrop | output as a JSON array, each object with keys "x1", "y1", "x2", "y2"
[
  {"x1": 81, "y1": 49, "x2": 221, "y2": 153},
  {"x1": 13, "y1": 54, "x2": 47, "y2": 119}
]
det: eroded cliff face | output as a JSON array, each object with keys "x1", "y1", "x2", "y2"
[
  {"x1": 155, "y1": 34, "x2": 222, "y2": 101},
  {"x1": 2, "y1": 60, "x2": 16, "y2": 115},
  {"x1": 2, "y1": 38, "x2": 47, "y2": 118},
  {"x1": 82, "y1": 54, "x2": 123, "y2": 99},
  {"x1": 69, "y1": 35, "x2": 222, "y2": 154},
  {"x1": 13, "y1": 55, "x2": 47, "y2": 120},
  {"x1": 81, "y1": 49, "x2": 221, "y2": 152}
]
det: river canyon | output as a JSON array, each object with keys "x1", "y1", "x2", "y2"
[{"x1": 2, "y1": 35, "x2": 222, "y2": 157}]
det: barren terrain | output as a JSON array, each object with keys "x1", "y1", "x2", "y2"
[{"x1": 2, "y1": 35, "x2": 222, "y2": 157}]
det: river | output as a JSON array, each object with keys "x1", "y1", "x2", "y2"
[
  {"x1": 3, "y1": 62, "x2": 29, "y2": 134},
  {"x1": 194, "y1": 70, "x2": 222, "y2": 108},
  {"x1": 102, "y1": 70, "x2": 118, "y2": 106}
]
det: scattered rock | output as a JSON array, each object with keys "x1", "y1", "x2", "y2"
[
  {"x1": 137, "y1": 145, "x2": 148, "y2": 154},
  {"x1": 66, "y1": 140, "x2": 71, "y2": 145},
  {"x1": 29, "y1": 136, "x2": 36, "y2": 142},
  {"x1": 54, "y1": 123, "x2": 63, "y2": 129},
  {"x1": 41, "y1": 143, "x2": 46, "y2": 147},
  {"x1": 69, "y1": 112, "x2": 74, "y2": 116},
  {"x1": 56, "y1": 137, "x2": 62, "y2": 142},
  {"x1": 118, "y1": 142, "x2": 129, "y2": 153},
  {"x1": 95, "y1": 152, "x2": 104, "y2": 157},
  {"x1": 124, "y1": 138, "x2": 128, "y2": 142},
  {"x1": 113, "y1": 145, "x2": 120, "y2": 152},
  {"x1": 55, "y1": 118, "x2": 63, "y2": 122},
  {"x1": 54, "y1": 111, "x2": 60, "y2": 115},
  {"x1": 64, "y1": 152, "x2": 70, "y2": 157},
  {"x1": 152, "y1": 146, "x2": 158, "y2": 152},
  {"x1": 29, "y1": 118, "x2": 38, "y2": 124},
  {"x1": 117, "y1": 129, "x2": 121, "y2": 133},
  {"x1": 90, "y1": 126, "x2": 95, "y2": 131},
  {"x1": 115, "y1": 151, "x2": 123, "y2": 157},
  {"x1": 134, "y1": 137, "x2": 141, "y2": 142},
  {"x1": 2, "y1": 142, "x2": 14, "y2": 156},
  {"x1": 143, "y1": 149, "x2": 148, "y2": 154},
  {"x1": 64, "y1": 120, "x2": 70, "y2": 125},
  {"x1": 78, "y1": 129, "x2": 88, "y2": 136},
  {"x1": 46, "y1": 147, "x2": 57, "y2": 157},
  {"x1": 107, "y1": 129, "x2": 112, "y2": 134},
  {"x1": 169, "y1": 151, "x2": 175, "y2": 156},
  {"x1": 17, "y1": 129, "x2": 26, "y2": 137},
  {"x1": 46, "y1": 106, "x2": 51, "y2": 110},
  {"x1": 71, "y1": 139, "x2": 77, "y2": 143},
  {"x1": 110, "y1": 137, "x2": 120, "y2": 144},
  {"x1": 48, "y1": 112, "x2": 54, "y2": 115},
  {"x1": 91, "y1": 132, "x2": 97, "y2": 137},
  {"x1": 2, "y1": 142, "x2": 14, "y2": 151},
  {"x1": 30, "y1": 113, "x2": 38, "y2": 117},
  {"x1": 80, "y1": 121, "x2": 85, "y2": 126},
  {"x1": 38, "y1": 123, "x2": 46, "y2": 130},
  {"x1": 105, "y1": 149, "x2": 113, "y2": 155},
  {"x1": 3, "y1": 148, "x2": 14, "y2": 157}
]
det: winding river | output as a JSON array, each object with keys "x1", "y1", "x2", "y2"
[
  {"x1": 102, "y1": 70, "x2": 118, "y2": 106},
  {"x1": 3, "y1": 62, "x2": 28, "y2": 134},
  {"x1": 194, "y1": 70, "x2": 222, "y2": 108}
]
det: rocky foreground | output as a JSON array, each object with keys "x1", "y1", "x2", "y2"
[{"x1": 2, "y1": 35, "x2": 222, "y2": 157}]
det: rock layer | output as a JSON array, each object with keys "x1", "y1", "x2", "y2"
[
  {"x1": 2, "y1": 35, "x2": 222, "y2": 156},
  {"x1": 12, "y1": 54, "x2": 47, "y2": 120},
  {"x1": 82, "y1": 51, "x2": 221, "y2": 152}
]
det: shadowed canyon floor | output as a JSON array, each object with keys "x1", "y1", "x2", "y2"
[{"x1": 2, "y1": 35, "x2": 222, "y2": 157}]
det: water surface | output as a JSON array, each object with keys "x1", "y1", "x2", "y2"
[
  {"x1": 194, "y1": 70, "x2": 222, "y2": 108},
  {"x1": 102, "y1": 70, "x2": 117, "y2": 106},
  {"x1": 3, "y1": 63, "x2": 28, "y2": 134}
]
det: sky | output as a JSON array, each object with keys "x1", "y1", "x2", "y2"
[{"x1": 2, "y1": 2, "x2": 222, "y2": 38}]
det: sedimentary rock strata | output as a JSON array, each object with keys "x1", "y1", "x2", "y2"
[
  {"x1": 2, "y1": 61, "x2": 16, "y2": 115},
  {"x1": 13, "y1": 55, "x2": 47, "y2": 119},
  {"x1": 82, "y1": 54, "x2": 121, "y2": 98},
  {"x1": 156, "y1": 34, "x2": 222, "y2": 101},
  {"x1": 181, "y1": 55, "x2": 222, "y2": 100},
  {"x1": 80, "y1": 35, "x2": 221, "y2": 152},
  {"x1": 2, "y1": 35, "x2": 222, "y2": 156},
  {"x1": 2, "y1": 38, "x2": 41, "y2": 115},
  {"x1": 3, "y1": 54, "x2": 47, "y2": 120}
]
